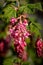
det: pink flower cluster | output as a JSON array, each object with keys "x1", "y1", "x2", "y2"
[
  {"x1": 0, "y1": 41, "x2": 4, "y2": 52},
  {"x1": 9, "y1": 17, "x2": 31, "y2": 61},
  {"x1": 36, "y1": 38, "x2": 43, "y2": 57},
  {"x1": 0, "y1": 36, "x2": 11, "y2": 56},
  {"x1": 0, "y1": 39, "x2": 8, "y2": 56}
]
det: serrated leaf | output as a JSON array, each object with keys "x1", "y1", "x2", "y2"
[
  {"x1": 33, "y1": 22, "x2": 42, "y2": 30},
  {"x1": 34, "y1": 3, "x2": 42, "y2": 10},
  {"x1": 19, "y1": 5, "x2": 34, "y2": 14},
  {"x1": 24, "y1": 7, "x2": 34, "y2": 14},
  {"x1": 29, "y1": 17, "x2": 42, "y2": 30},
  {"x1": 29, "y1": 23, "x2": 41, "y2": 37},
  {"x1": 27, "y1": 3, "x2": 42, "y2": 11},
  {"x1": 29, "y1": 17, "x2": 36, "y2": 22},
  {"x1": 3, "y1": 5, "x2": 16, "y2": 23}
]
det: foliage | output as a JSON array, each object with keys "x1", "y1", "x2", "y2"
[{"x1": 0, "y1": 0, "x2": 43, "y2": 65}]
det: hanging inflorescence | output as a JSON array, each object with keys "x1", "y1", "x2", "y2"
[{"x1": 8, "y1": 15, "x2": 31, "y2": 61}]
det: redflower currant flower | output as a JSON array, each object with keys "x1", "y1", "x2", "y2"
[
  {"x1": 23, "y1": 19, "x2": 28, "y2": 26},
  {"x1": 0, "y1": 38, "x2": 11, "y2": 57},
  {"x1": 9, "y1": 28, "x2": 14, "y2": 34},
  {"x1": 18, "y1": 50, "x2": 28, "y2": 61},
  {"x1": 9, "y1": 18, "x2": 31, "y2": 61},
  {"x1": 22, "y1": 50, "x2": 28, "y2": 61},
  {"x1": 36, "y1": 38, "x2": 43, "y2": 57},
  {"x1": 0, "y1": 42, "x2": 4, "y2": 52},
  {"x1": 10, "y1": 17, "x2": 17, "y2": 24},
  {"x1": 23, "y1": 31, "x2": 30, "y2": 38}
]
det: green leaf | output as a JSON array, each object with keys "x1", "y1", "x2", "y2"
[
  {"x1": 0, "y1": 32, "x2": 6, "y2": 38},
  {"x1": 13, "y1": 58, "x2": 21, "y2": 64},
  {"x1": 3, "y1": 5, "x2": 16, "y2": 23},
  {"x1": 33, "y1": 22, "x2": 42, "y2": 30},
  {"x1": 5, "y1": 50, "x2": 13, "y2": 58},
  {"x1": 25, "y1": 38, "x2": 30, "y2": 44},
  {"x1": 19, "y1": 3, "x2": 42, "y2": 14},
  {"x1": 19, "y1": 5, "x2": 34, "y2": 14},
  {"x1": 29, "y1": 23, "x2": 41, "y2": 37},
  {"x1": 29, "y1": 17, "x2": 36, "y2": 22},
  {"x1": 34, "y1": 3, "x2": 42, "y2": 10},
  {"x1": 29, "y1": 17, "x2": 42, "y2": 30},
  {"x1": 29, "y1": 48, "x2": 36, "y2": 61},
  {"x1": 27, "y1": 3, "x2": 42, "y2": 11},
  {"x1": 22, "y1": 61, "x2": 29, "y2": 65},
  {"x1": 3, "y1": 56, "x2": 14, "y2": 65},
  {"x1": 24, "y1": 7, "x2": 33, "y2": 14}
]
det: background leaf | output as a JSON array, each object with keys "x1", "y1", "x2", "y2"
[{"x1": 3, "y1": 5, "x2": 16, "y2": 23}]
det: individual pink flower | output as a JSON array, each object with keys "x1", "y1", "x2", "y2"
[
  {"x1": 22, "y1": 50, "x2": 28, "y2": 61},
  {"x1": 23, "y1": 19, "x2": 28, "y2": 26},
  {"x1": 10, "y1": 17, "x2": 17, "y2": 24},
  {"x1": 9, "y1": 28, "x2": 14, "y2": 34}
]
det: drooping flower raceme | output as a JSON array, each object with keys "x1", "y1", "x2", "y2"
[
  {"x1": 36, "y1": 38, "x2": 43, "y2": 57},
  {"x1": 9, "y1": 17, "x2": 31, "y2": 61},
  {"x1": 0, "y1": 36, "x2": 10, "y2": 56}
]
